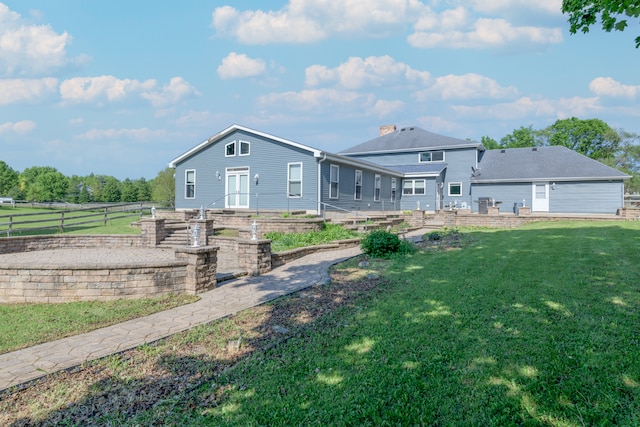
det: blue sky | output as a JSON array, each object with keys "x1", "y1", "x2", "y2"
[{"x1": 1, "y1": 1, "x2": 639, "y2": 180}]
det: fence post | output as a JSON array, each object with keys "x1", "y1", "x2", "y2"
[
  {"x1": 60, "y1": 211, "x2": 65, "y2": 232},
  {"x1": 104, "y1": 207, "x2": 108, "y2": 226}
]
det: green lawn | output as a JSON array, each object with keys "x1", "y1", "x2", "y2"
[
  {"x1": 0, "y1": 206, "x2": 143, "y2": 236},
  {"x1": 0, "y1": 295, "x2": 198, "y2": 354},
  {"x1": 140, "y1": 221, "x2": 640, "y2": 426}
]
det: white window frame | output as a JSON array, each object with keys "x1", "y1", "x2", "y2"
[
  {"x1": 225, "y1": 141, "x2": 236, "y2": 157},
  {"x1": 402, "y1": 179, "x2": 426, "y2": 196},
  {"x1": 354, "y1": 170, "x2": 362, "y2": 200},
  {"x1": 288, "y1": 162, "x2": 302, "y2": 198},
  {"x1": 374, "y1": 174, "x2": 381, "y2": 202},
  {"x1": 419, "y1": 151, "x2": 445, "y2": 163},
  {"x1": 448, "y1": 182, "x2": 462, "y2": 197},
  {"x1": 390, "y1": 178, "x2": 397, "y2": 203},
  {"x1": 239, "y1": 140, "x2": 250, "y2": 156},
  {"x1": 185, "y1": 169, "x2": 196, "y2": 199},
  {"x1": 329, "y1": 164, "x2": 339, "y2": 199}
]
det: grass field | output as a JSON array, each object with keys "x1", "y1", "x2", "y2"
[
  {"x1": 0, "y1": 206, "x2": 143, "y2": 236},
  {"x1": 2, "y1": 221, "x2": 639, "y2": 425},
  {"x1": 142, "y1": 221, "x2": 639, "y2": 426}
]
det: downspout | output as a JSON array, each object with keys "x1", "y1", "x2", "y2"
[{"x1": 317, "y1": 152, "x2": 327, "y2": 216}]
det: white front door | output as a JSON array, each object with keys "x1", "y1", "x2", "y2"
[
  {"x1": 226, "y1": 168, "x2": 249, "y2": 208},
  {"x1": 532, "y1": 182, "x2": 549, "y2": 212}
]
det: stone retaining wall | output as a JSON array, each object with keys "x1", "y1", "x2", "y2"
[
  {"x1": 0, "y1": 245, "x2": 218, "y2": 304},
  {"x1": 271, "y1": 238, "x2": 361, "y2": 268},
  {"x1": 0, "y1": 234, "x2": 142, "y2": 255}
]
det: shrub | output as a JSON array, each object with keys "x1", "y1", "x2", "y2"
[{"x1": 361, "y1": 230, "x2": 414, "y2": 258}]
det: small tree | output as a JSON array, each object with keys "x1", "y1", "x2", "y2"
[{"x1": 151, "y1": 167, "x2": 175, "y2": 207}]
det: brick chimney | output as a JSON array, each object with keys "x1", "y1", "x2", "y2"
[{"x1": 379, "y1": 124, "x2": 396, "y2": 136}]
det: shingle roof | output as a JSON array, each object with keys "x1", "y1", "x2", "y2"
[
  {"x1": 472, "y1": 146, "x2": 630, "y2": 183},
  {"x1": 340, "y1": 126, "x2": 482, "y2": 155}
]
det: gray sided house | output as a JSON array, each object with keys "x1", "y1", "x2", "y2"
[
  {"x1": 170, "y1": 124, "x2": 630, "y2": 215},
  {"x1": 168, "y1": 125, "x2": 402, "y2": 214},
  {"x1": 340, "y1": 126, "x2": 483, "y2": 211},
  {"x1": 471, "y1": 146, "x2": 629, "y2": 214}
]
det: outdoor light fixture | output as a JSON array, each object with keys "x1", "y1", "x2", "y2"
[
  {"x1": 254, "y1": 173, "x2": 259, "y2": 185},
  {"x1": 216, "y1": 171, "x2": 221, "y2": 181},
  {"x1": 552, "y1": 182, "x2": 556, "y2": 190}
]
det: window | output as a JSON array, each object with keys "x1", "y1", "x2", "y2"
[
  {"x1": 329, "y1": 165, "x2": 339, "y2": 199},
  {"x1": 374, "y1": 174, "x2": 381, "y2": 202},
  {"x1": 391, "y1": 178, "x2": 397, "y2": 203},
  {"x1": 185, "y1": 169, "x2": 195, "y2": 198},
  {"x1": 448, "y1": 182, "x2": 462, "y2": 196},
  {"x1": 419, "y1": 151, "x2": 445, "y2": 163},
  {"x1": 225, "y1": 141, "x2": 236, "y2": 157},
  {"x1": 535, "y1": 183, "x2": 546, "y2": 199},
  {"x1": 288, "y1": 163, "x2": 302, "y2": 198},
  {"x1": 402, "y1": 179, "x2": 425, "y2": 195},
  {"x1": 239, "y1": 140, "x2": 250, "y2": 156},
  {"x1": 354, "y1": 170, "x2": 362, "y2": 200}
]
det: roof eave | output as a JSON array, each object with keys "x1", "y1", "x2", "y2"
[
  {"x1": 169, "y1": 124, "x2": 322, "y2": 167},
  {"x1": 343, "y1": 143, "x2": 481, "y2": 156},
  {"x1": 472, "y1": 175, "x2": 631, "y2": 184}
]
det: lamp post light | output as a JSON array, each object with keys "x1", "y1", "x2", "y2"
[
  {"x1": 251, "y1": 220, "x2": 258, "y2": 240},
  {"x1": 192, "y1": 223, "x2": 201, "y2": 247}
]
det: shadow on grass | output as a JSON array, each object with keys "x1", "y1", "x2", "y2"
[{"x1": 5, "y1": 223, "x2": 640, "y2": 425}]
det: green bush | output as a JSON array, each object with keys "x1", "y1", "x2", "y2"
[{"x1": 361, "y1": 230, "x2": 414, "y2": 258}]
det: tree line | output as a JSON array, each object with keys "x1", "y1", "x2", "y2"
[
  {"x1": 0, "y1": 164, "x2": 175, "y2": 206},
  {"x1": 480, "y1": 117, "x2": 640, "y2": 193}
]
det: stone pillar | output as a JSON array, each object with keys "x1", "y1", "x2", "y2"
[
  {"x1": 517, "y1": 206, "x2": 531, "y2": 216},
  {"x1": 175, "y1": 246, "x2": 218, "y2": 294},
  {"x1": 487, "y1": 206, "x2": 500, "y2": 216},
  {"x1": 190, "y1": 219, "x2": 215, "y2": 246},
  {"x1": 409, "y1": 210, "x2": 425, "y2": 227},
  {"x1": 238, "y1": 239, "x2": 272, "y2": 276},
  {"x1": 140, "y1": 218, "x2": 165, "y2": 246}
]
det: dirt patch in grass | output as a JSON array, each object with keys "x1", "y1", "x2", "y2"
[{"x1": 0, "y1": 256, "x2": 394, "y2": 426}]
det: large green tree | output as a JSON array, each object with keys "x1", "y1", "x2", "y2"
[
  {"x1": 0, "y1": 160, "x2": 19, "y2": 196},
  {"x1": 540, "y1": 117, "x2": 621, "y2": 160},
  {"x1": 562, "y1": 0, "x2": 640, "y2": 47},
  {"x1": 151, "y1": 167, "x2": 175, "y2": 207},
  {"x1": 26, "y1": 171, "x2": 70, "y2": 202},
  {"x1": 500, "y1": 125, "x2": 542, "y2": 148}
]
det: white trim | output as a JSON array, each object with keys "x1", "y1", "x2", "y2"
[
  {"x1": 354, "y1": 169, "x2": 363, "y2": 201},
  {"x1": 374, "y1": 174, "x2": 381, "y2": 202},
  {"x1": 329, "y1": 164, "x2": 339, "y2": 199},
  {"x1": 225, "y1": 167, "x2": 250, "y2": 208},
  {"x1": 448, "y1": 182, "x2": 462, "y2": 197},
  {"x1": 185, "y1": 169, "x2": 196, "y2": 199},
  {"x1": 402, "y1": 179, "x2": 426, "y2": 196},
  {"x1": 288, "y1": 162, "x2": 302, "y2": 198},
  {"x1": 169, "y1": 124, "x2": 323, "y2": 167},
  {"x1": 225, "y1": 140, "x2": 236, "y2": 157},
  {"x1": 391, "y1": 178, "x2": 397, "y2": 203},
  {"x1": 418, "y1": 150, "x2": 445, "y2": 163},
  {"x1": 239, "y1": 140, "x2": 250, "y2": 156}
]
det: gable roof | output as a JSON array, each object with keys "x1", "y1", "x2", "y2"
[
  {"x1": 168, "y1": 124, "x2": 323, "y2": 167},
  {"x1": 472, "y1": 146, "x2": 630, "y2": 183},
  {"x1": 339, "y1": 126, "x2": 483, "y2": 155}
]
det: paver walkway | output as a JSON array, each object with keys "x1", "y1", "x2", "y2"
[
  {"x1": 0, "y1": 245, "x2": 363, "y2": 393},
  {"x1": 0, "y1": 229, "x2": 426, "y2": 393}
]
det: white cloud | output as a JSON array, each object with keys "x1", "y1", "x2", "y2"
[
  {"x1": 409, "y1": 15, "x2": 562, "y2": 49},
  {"x1": 416, "y1": 73, "x2": 518, "y2": 100},
  {"x1": 469, "y1": 0, "x2": 562, "y2": 17},
  {"x1": 0, "y1": 3, "x2": 82, "y2": 75},
  {"x1": 212, "y1": 0, "x2": 428, "y2": 44},
  {"x1": 217, "y1": 52, "x2": 267, "y2": 80},
  {"x1": 305, "y1": 55, "x2": 431, "y2": 89},
  {"x1": 257, "y1": 88, "x2": 401, "y2": 118},
  {"x1": 0, "y1": 77, "x2": 57, "y2": 104},
  {"x1": 141, "y1": 77, "x2": 200, "y2": 107},
  {"x1": 60, "y1": 75, "x2": 156, "y2": 103},
  {"x1": 589, "y1": 77, "x2": 640, "y2": 98},
  {"x1": 0, "y1": 119, "x2": 36, "y2": 134},
  {"x1": 452, "y1": 96, "x2": 601, "y2": 120},
  {"x1": 76, "y1": 127, "x2": 167, "y2": 141}
]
